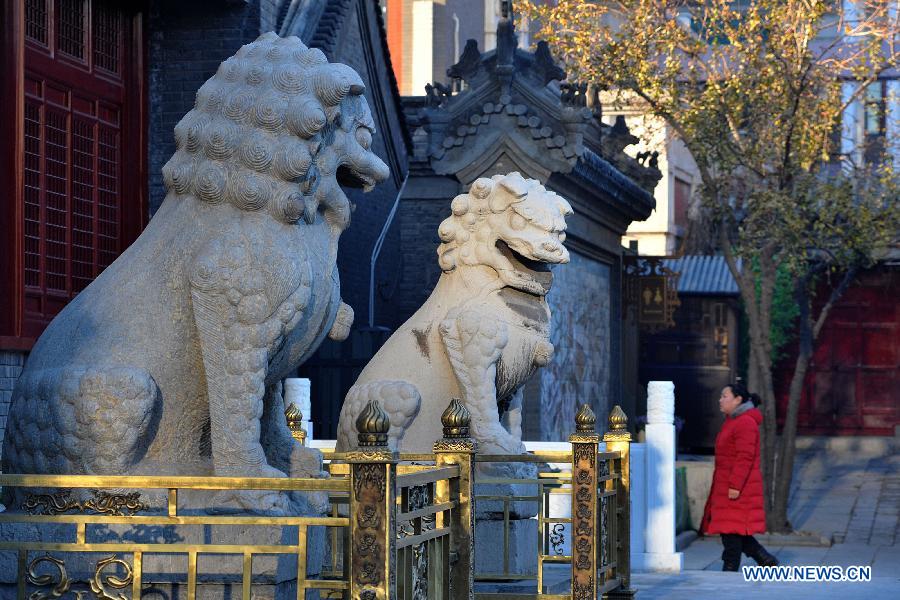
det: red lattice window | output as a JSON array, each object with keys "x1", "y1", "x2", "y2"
[
  {"x1": 8, "y1": 0, "x2": 143, "y2": 341},
  {"x1": 23, "y1": 99, "x2": 43, "y2": 290},
  {"x1": 97, "y1": 116, "x2": 121, "y2": 270},
  {"x1": 25, "y1": 0, "x2": 49, "y2": 45},
  {"x1": 93, "y1": 1, "x2": 121, "y2": 75},
  {"x1": 56, "y1": 0, "x2": 86, "y2": 61}
]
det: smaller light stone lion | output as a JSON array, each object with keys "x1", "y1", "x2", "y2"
[{"x1": 337, "y1": 173, "x2": 572, "y2": 459}]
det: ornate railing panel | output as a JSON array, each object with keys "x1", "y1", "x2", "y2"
[
  {"x1": 470, "y1": 404, "x2": 634, "y2": 599},
  {"x1": 0, "y1": 474, "x2": 350, "y2": 600},
  {"x1": 472, "y1": 452, "x2": 571, "y2": 587}
]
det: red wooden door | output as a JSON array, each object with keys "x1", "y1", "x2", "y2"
[
  {"x1": 778, "y1": 267, "x2": 899, "y2": 435},
  {"x1": 12, "y1": 0, "x2": 145, "y2": 341}
]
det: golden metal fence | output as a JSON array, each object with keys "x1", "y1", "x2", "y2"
[
  {"x1": 470, "y1": 404, "x2": 633, "y2": 599},
  {"x1": 0, "y1": 474, "x2": 350, "y2": 599},
  {"x1": 0, "y1": 400, "x2": 632, "y2": 600}
]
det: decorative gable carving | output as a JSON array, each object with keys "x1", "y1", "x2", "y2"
[{"x1": 405, "y1": 12, "x2": 660, "y2": 195}]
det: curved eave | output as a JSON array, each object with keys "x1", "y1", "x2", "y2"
[{"x1": 572, "y1": 149, "x2": 656, "y2": 222}]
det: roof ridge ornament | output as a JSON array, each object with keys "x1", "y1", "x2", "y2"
[
  {"x1": 447, "y1": 39, "x2": 482, "y2": 87},
  {"x1": 495, "y1": 1, "x2": 517, "y2": 94},
  {"x1": 534, "y1": 41, "x2": 565, "y2": 85},
  {"x1": 496, "y1": 1, "x2": 517, "y2": 69}
]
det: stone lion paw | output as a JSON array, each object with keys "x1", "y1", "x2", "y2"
[
  {"x1": 207, "y1": 489, "x2": 292, "y2": 515},
  {"x1": 328, "y1": 301, "x2": 354, "y2": 341}
]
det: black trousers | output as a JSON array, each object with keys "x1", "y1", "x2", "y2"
[{"x1": 721, "y1": 533, "x2": 764, "y2": 565}]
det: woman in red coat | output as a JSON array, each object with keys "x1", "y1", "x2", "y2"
[{"x1": 701, "y1": 382, "x2": 779, "y2": 571}]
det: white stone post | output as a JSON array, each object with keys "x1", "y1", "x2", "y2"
[
  {"x1": 841, "y1": 81, "x2": 862, "y2": 164},
  {"x1": 284, "y1": 378, "x2": 313, "y2": 442},
  {"x1": 642, "y1": 381, "x2": 682, "y2": 571},
  {"x1": 629, "y1": 442, "x2": 647, "y2": 560}
]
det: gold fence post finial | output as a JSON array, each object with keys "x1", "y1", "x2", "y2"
[
  {"x1": 441, "y1": 397, "x2": 471, "y2": 439},
  {"x1": 356, "y1": 398, "x2": 390, "y2": 447},
  {"x1": 608, "y1": 404, "x2": 628, "y2": 431},
  {"x1": 284, "y1": 403, "x2": 307, "y2": 446},
  {"x1": 434, "y1": 398, "x2": 476, "y2": 600},
  {"x1": 575, "y1": 403, "x2": 597, "y2": 433},
  {"x1": 603, "y1": 404, "x2": 632, "y2": 443}
]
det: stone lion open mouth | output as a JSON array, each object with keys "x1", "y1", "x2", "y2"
[
  {"x1": 496, "y1": 239, "x2": 554, "y2": 295},
  {"x1": 337, "y1": 164, "x2": 376, "y2": 191}
]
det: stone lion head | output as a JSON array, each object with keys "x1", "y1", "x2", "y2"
[
  {"x1": 161, "y1": 32, "x2": 390, "y2": 230},
  {"x1": 437, "y1": 172, "x2": 573, "y2": 296}
]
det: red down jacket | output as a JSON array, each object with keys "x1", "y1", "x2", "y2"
[{"x1": 701, "y1": 405, "x2": 766, "y2": 535}]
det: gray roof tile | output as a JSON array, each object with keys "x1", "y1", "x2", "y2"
[{"x1": 662, "y1": 255, "x2": 741, "y2": 295}]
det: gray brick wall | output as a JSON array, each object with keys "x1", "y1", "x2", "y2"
[
  {"x1": 394, "y1": 196, "x2": 448, "y2": 327},
  {"x1": 147, "y1": 0, "x2": 267, "y2": 216},
  {"x1": 0, "y1": 351, "x2": 26, "y2": 462},
  {"x1": 391, "y1": 176, "x2": 461, "y2": 327},
  {"x1": 322, "y1": 3, "x2": 410, "y2": 329}
]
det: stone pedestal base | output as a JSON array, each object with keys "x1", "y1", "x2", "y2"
[
  {"x1": 603, "y1": 586, "x2": 638, "y2": 599},
  {"x1": 474, "y1": 518, "x2": 538, "y2": 576}
]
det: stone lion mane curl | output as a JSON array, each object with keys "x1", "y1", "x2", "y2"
[
  {"x1": 436, "y1": 173, "x2": 570, "y2": 272},
  {"x1": 161, "y1": 32, "x2": 375, "y2": 226}
]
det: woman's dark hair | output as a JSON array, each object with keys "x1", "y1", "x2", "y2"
[{"x1": 726, "y1": 382, "x2": 761, "y2": 406}]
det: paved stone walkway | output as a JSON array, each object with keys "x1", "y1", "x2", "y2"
[
  {"x1": 678, "y1": 536, "x2": 900, "y2": 575},
  {"x1": 787, "y1": 447, "x2": 900, "y2": 545}
]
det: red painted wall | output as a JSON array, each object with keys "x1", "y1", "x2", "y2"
[
  {"x1": 0, "y1": 0, "x2": 145, "y2": 349},
  {"x1": 385, "y1": 0, "x2": 404, "y2": 94},
  {"x1": 776, "y1": 265, "x2": 899, "y2": 435}
]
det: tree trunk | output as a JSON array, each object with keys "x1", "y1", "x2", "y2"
[
  {"x1": 742, "y1": 262, "x2": 780, "y2": 532},
  {"x1": 716, "y1": 216, "x2": 778, "y2": 532},
  {"x1": 773, "y1": 349, "x2": 810, "y2": 531},
  {"x1": 748, "y1": 343, "x2": 775, "y2": 522},
  {"x1": 750, "y1": 341, "x2": 780, "y2": 531},
  {"x1": 771, "y1": 275, "x2": 814, "y2": 531}
]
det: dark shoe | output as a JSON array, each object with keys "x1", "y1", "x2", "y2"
[
  {"x1": 722, "y1": 560, "x2": 741, "y2": 572},
  {"x1": 748, "y1": 548, "x2": 779, "y2": 567}
]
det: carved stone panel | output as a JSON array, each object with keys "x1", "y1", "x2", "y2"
[{"x1": 531, "y1": 252, "x2": 611, "y2": 440}]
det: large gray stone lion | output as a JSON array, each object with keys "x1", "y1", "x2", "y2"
[{"x1": 1, "y1": 33, "x2": 389, "y2": 512}]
